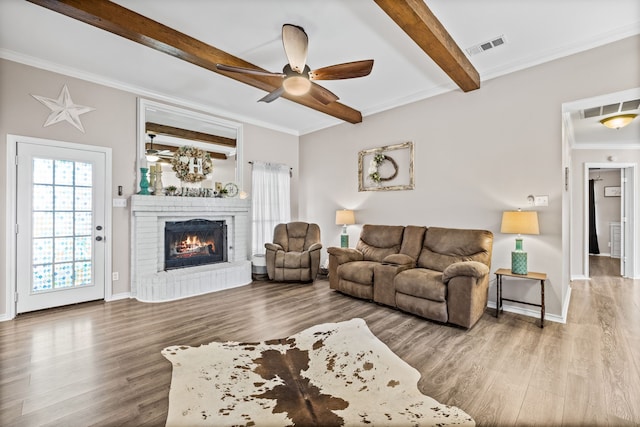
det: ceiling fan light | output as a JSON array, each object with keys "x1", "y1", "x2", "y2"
[
  {"x1": 599, "y1": 114, "x2": 637, "y2": 129},
  {"x1": 145, "y1": 133, "x2": 159, "y2": 162},
  {"x1": 283, "y1": 75, "x2": 311, "y2": 96}
]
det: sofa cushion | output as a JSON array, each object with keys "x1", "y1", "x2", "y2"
[
  {"x1": 399, "y1": 226, "x2": 427, "y2": 259},
  {"x1": 395, "y1": 268, "x2": 446, "y2": 302},
  {"x1": 276, "y1": 251, "x2": 310, "y2": 269},
  {"x1": 337, "y1": 261, "x2": 380, "y2": 285},
  {"x1": 356, "y1": 225, "x2": 404, "y2": 262},
  {"x1": 396, "y1": 293, "x2": 448, "y2": 323},
  {"x1": 273, "y1": 222, "x2": 321, "y2": 252},
  {"x1": 418, "y1": 227, "x2": 493, "y2": 272}
]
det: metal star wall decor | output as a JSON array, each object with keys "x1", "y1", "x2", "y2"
[{"x1": 32, "y1": 84, "x2": 95, "y2": 133}]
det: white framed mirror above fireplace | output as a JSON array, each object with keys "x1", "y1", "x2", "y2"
[{"x1": 136, "y1": 98, "x2": 244, "y2": 193}]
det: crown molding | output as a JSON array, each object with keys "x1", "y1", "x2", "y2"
[{"x1": 0, "y1": 49, "x2": 301, "y2": 137}]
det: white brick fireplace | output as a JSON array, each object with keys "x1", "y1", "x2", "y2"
[{"x1": 130, "y1": 195, "x2": 252, "y2": 302}]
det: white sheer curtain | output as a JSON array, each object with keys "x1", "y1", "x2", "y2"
[{"x1": 251, "y1": 161, "x2": 291, "y2": 255}]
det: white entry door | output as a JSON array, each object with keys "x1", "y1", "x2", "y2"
[{"x1": 16, "y1": 141, "x2": 107, "y2": 313}]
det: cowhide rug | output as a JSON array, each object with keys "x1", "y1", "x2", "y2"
[{"x1": 162, "y1": 318, "x2": 475, "y2": 426}]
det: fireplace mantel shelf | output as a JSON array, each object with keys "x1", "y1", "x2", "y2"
[
  {"x1": 130, "y1": 195, "x2": 252, "y2": 302},
  {"x1": 131, "y1": 194, "x2": 250, "y2": 212}
]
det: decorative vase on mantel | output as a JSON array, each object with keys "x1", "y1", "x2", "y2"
[
  {"x1": 154, "y1": 167, "x2": 164, "y2": 196},
  {"x1": 138, "y1": 167, "x2": 151, "y2": 195}
]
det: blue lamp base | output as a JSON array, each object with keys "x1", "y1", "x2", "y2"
[
  {"x1": 340, "y1": 234, "x2": 349, "y2": 248},
  {"x1": 511, "y1": 251, "x2": 528, "y2": 275}
]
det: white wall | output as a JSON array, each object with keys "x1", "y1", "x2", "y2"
[
  {"x1": 0, "y1": 59, "x2": 299, "y2": 318},
  {"x1": 299, "y1": 35, "x2": 640, "y2": 321},
  {"x1": 1, "y1": 59, "x2": 137, "y2": 314}
]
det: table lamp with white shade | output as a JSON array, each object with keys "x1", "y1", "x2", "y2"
[
  {"x1": 501, "y1": 210, "x2": 540, "y2": 275},
  {"x1": 335, "y1": 209, "x2": 355, "y2": 248}
]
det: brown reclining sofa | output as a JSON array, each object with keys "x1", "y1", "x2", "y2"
[{"x1": 328, "y1": 225, "x2": 493, "y2": 328}]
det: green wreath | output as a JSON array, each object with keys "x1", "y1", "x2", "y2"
[
  {"x1": 171, "y1": 146, "x2": 213, "y2": 183},
  {"x1": 368, "y1": 153, "x2": 399, "y2": 183}
]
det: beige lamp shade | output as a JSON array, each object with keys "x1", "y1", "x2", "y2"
[
  {"x1": 335, "y1": 209, "x2": 355, "y2": 226},
  {"x1": 501, "y1": 211, "x2": 539, "y2": 235}
]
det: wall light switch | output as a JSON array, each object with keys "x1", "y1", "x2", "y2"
[
  {"x1": 113, "y1": 198, "x2": 127, "y2": 208},
  {"x1": 534, "y1": 195, "x2": 549, "y2": 206}
]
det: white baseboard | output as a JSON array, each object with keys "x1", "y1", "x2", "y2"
[
  {"x1": 106, "y1": 292, "x2": 131, "y2": 301},
  {"x1": 571, "y1": 275, "x2": 590, "y2": 281},
  {"x1": 561, "y1": 286, "x2": 572, "y2": 323},
  {"x1": 0, "y1": 313, "x2": 14, "y2": 322},
  {"x1": 487, "y1": 301, "x2": 566, "y2": 324}
]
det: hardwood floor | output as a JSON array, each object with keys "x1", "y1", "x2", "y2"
[{"x1": 1, "y1": 257, "x2": 639, "y2": 426}]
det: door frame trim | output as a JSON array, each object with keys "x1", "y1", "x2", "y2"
[
  {"x1": 582, "y1": 162, "x2": 637, "y2": 279},
  {"x1": 4, "y1": 134, "x2": 113, "y2": 320}
]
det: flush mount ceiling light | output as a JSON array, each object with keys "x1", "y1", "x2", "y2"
[{"x1": 599, "y1": 114, "x2": 638, "y2": 129}]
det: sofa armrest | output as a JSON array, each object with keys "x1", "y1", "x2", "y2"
[
  {"x1": 327, "y1": 247, "x2": 364, "y2": 265},
  {"x1": 328, "y1": 247, "x2": 363, "y2": 290},
  {"x1": 265, "y1": 242, "x2": 283, "y2": 252},
  {"x1": 308, "y1": 242, "x2": 323, "y2": 252},
  {"x1": 382, "y1": 253, "x2": 416, "y2": 267},
  {"x1": 442, "y1": 261, "x2": 489, "y2": 284}
]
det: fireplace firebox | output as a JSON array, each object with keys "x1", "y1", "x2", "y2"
[{"x1": 165, "y1": 219, "x2": 227, "y2": 270}]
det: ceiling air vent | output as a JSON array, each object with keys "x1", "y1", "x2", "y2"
[
  {"x1": 621, "y1": 99, "x2": 640, "y2": 111},
  {"x1": 465, "y1": 35, "x2": 506, "y2": 56},
  {"x1": 581, "y1": 98, "x2": 640, "y2": 119}
]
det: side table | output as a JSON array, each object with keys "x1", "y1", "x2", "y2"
[{"x1": 495, "y1": 268, "x2": 547, "y2": 328}]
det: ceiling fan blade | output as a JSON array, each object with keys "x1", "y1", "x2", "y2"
[
  {"x1": 308, "y1": 83, "x2": 339, "y2": 105},
  {"x1": 259, "y1": 86, "x2": 285, "y2": 103},
  {"x1": 309, "y1": 60, "x2": 374, "y2": 80},
  {"x1": 282, "y1": 24, "x2": 308, "y2": 73},
  {"x1": 216, "y1": 63, "x2": 284, "y2": 77}
]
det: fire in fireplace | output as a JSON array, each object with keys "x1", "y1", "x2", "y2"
[{"x1": 165, "y1": 219, "x2": 227, "y2": 270}]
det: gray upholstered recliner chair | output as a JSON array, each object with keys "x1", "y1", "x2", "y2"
[{"x1": 264, "y1": 222, "x2": 322, "y2": 282}]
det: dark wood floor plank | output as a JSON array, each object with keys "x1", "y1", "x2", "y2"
[{"x1": 1, "y1": 256, "x2": 639, "y2": 426}]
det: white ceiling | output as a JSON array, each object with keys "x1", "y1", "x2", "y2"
[{"x1": 1, "y1": 0, "x2": 639, "y2": 141}]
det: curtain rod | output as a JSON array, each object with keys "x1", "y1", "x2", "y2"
[{"x1": 248, "y1": 161, "x2": 292, "y2": 171}]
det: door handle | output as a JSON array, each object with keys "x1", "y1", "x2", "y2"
[{"x1": 96, "y1": 236, "x2": 104, "y2": 242}]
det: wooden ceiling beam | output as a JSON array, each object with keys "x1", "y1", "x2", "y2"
[
  {"x1": 146, "y1": 122, "x2": 236, "y2": 148},
  {"x1": 374, "y1": 0, "x2": 480, "y2": 92},
  {"x1": 27, "y1": 0, "x2": 363, "y2": 124},
  {"x1": 146, "y1": 142, "x2": 228, "y2": 160}
]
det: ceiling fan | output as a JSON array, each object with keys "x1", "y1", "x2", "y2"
[
  {"x1": 145, "y1": 134, "x2": 173, "y2": 162},
  {"x1": 216, "y1": 24, "x2": 374, "y2": 105}
]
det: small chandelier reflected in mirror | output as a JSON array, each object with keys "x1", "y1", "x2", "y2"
[
  {"x1": 145, "y1": 133, "x2": 160, "y2": 162},
  {"x1": 599, "y1": 114, "x2": 638, "y2": 129}
]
